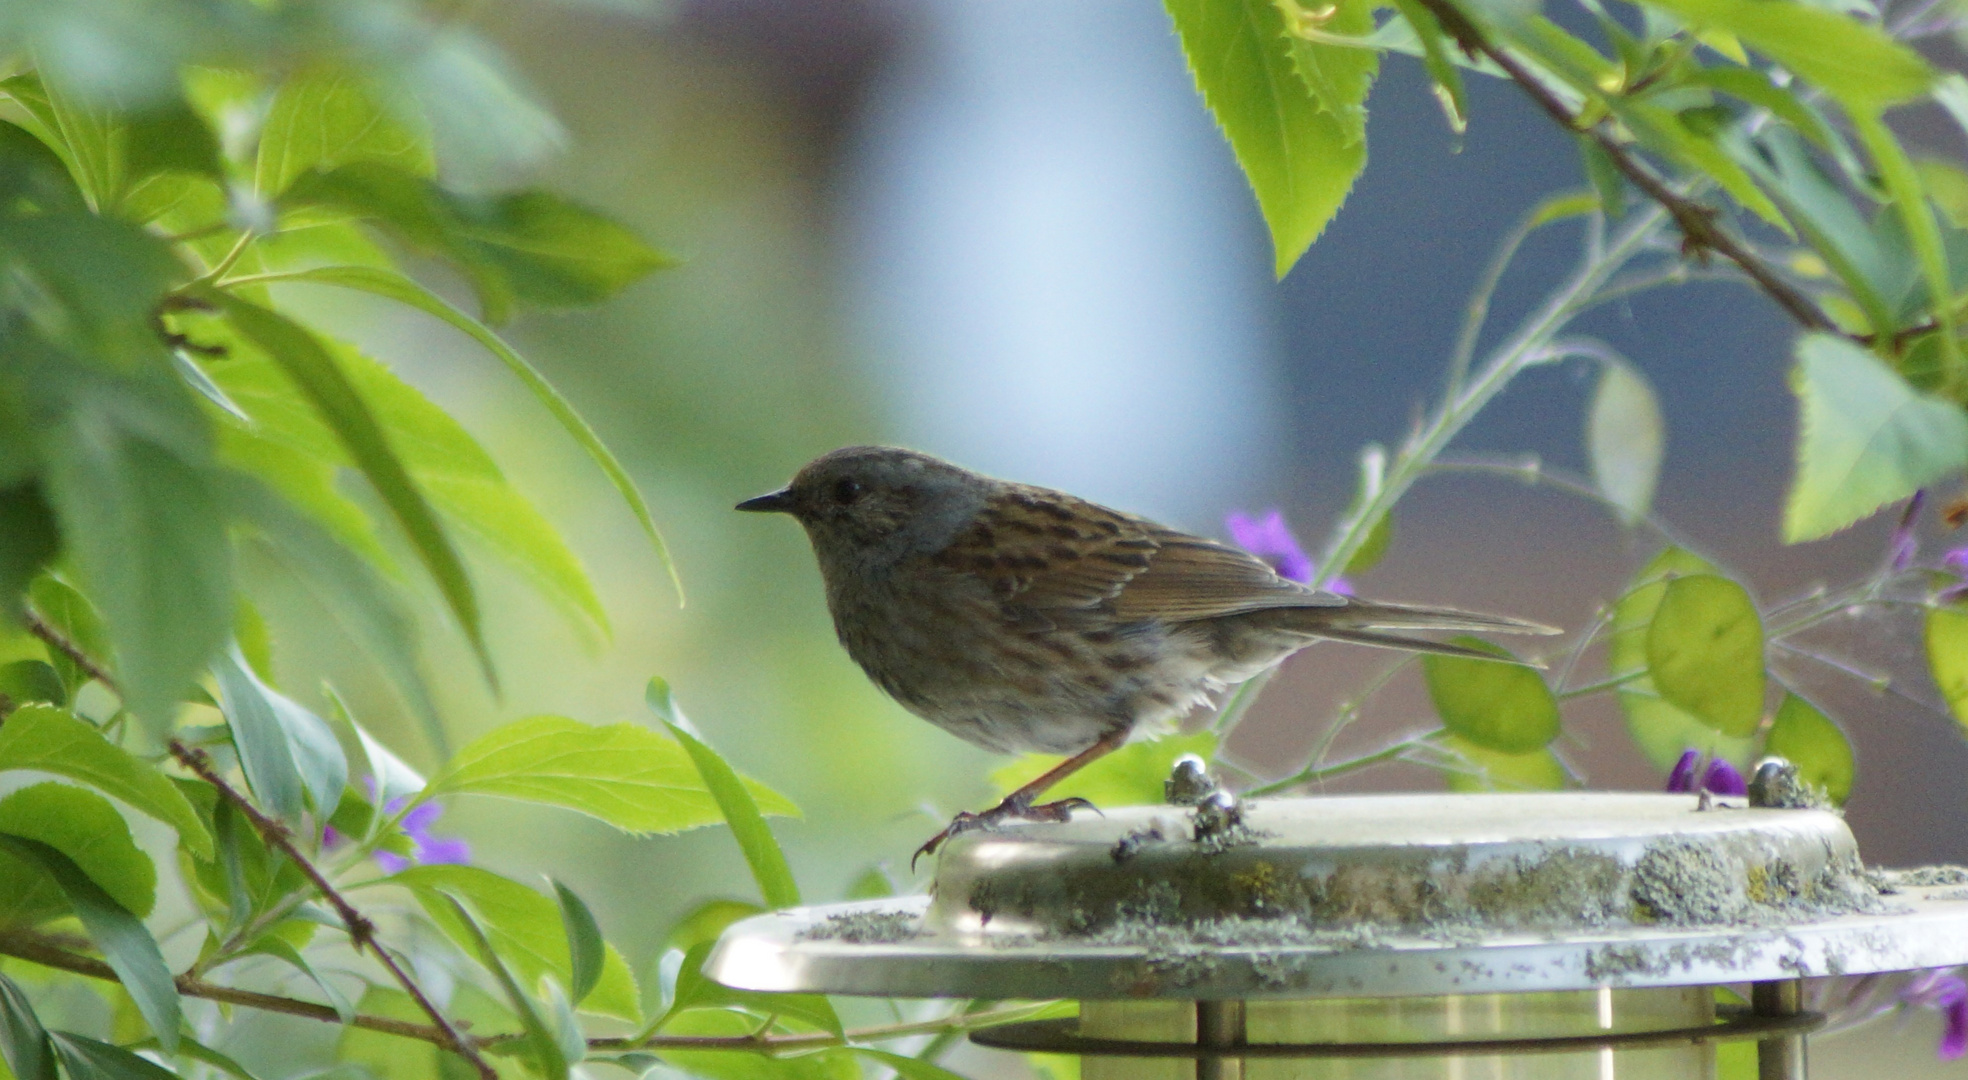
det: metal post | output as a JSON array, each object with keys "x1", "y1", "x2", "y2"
[
  {"x1": 1752, "y1": 979, "x2": 1807, "y2": 1080},
  {"x1": 1195, "y1": 1000, "x2": 1245, "y2": 1080}
]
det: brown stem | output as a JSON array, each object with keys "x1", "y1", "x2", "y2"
[
  {"x1": 0, "y1": 926, "x2": 1044, "y2": 1055},
  {"x1": 1408, "y1": 0, "x2": 1837, "y2": 333},
  {"x1": 169, "y1": 744, "x2": 498, "y2": 1080},
  {"x1": 0, "y1": 929, "x2": 449, "y2": 1043},
  {"x1": 24, "y1": 611, "x2": 117, "y2": 689},
  {"x1": 21, "y1": 613, "x2": 494, "y2": 1079}
]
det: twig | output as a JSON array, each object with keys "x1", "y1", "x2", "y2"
[
  {"x1": 168, "y1": 745, "x2": 498, "y2": 1080},
  {"x1": 0, "y1": 927, "x2": 1053, "y2": 1055},
  {"x1": 1246, "y1": 728, "x2": 1448, "y2": 796},
  {"x1": 22, "y1": 612, "x2": 494, "y2": 1079},
  {"x1": 24, "y1": 610, "x2": 116, "y2": 688},
  {"x1": 0, "y1": 928, "x2": 449, "y2": 1043},
  {"x1": 1408, "y1": 0, "x2": 1836, "y2": 334}
]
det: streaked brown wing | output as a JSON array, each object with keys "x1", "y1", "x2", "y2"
[
  {"x1": 1110, "y1": 529, "x2": 1342, "y2": 621},
  {"x1": 930, "y1": 484, "x2": 1341, "y2": 622},
  {"x1": 929, "y1": 486, "x2": 1158, "y2": 609}
]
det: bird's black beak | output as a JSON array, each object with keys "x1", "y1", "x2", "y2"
[{"x1": 736, "y1": 488, "x2": 796, "y2": 514}]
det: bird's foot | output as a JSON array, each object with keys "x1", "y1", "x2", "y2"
[{"x1": 912, "y1": 795, "x2": 1100, "y2": 869}]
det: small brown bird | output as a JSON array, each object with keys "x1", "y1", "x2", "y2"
[{"x1": 738, "y1": 446, "x2": 1554, "y2": 858}]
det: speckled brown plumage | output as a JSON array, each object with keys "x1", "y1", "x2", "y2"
[{"x1": 738, "y1": 446, "x2": 1556, "y2": 854}]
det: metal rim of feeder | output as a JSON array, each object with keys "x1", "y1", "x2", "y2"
[{"x1": 708, "y1": 767, "x2": 1968, "y2": 1079}]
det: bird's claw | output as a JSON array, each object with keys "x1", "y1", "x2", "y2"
[{"x1": 912, "y1": 796, "x2": 1102, "y2": 869}]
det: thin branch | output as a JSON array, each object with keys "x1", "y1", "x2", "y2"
[
  {"x1": 1408, "y1": 0, "x2": 1836, "y2": 334},
  {"x1": 24, "y1": 611, "x2": 116, "y2": 688},
  {"x1": 22, "y1": 612, "x2": 494, "y2": 1079},
  {"x1": 0, "y1": 929, "x2": 449, "y2": 1043},
  {"x1": 0, "y1": 927, "x2": 1054, "y2": 1056},
  {"x1": 168, "y1": 744, "x2": 498, "y2": 1080}
]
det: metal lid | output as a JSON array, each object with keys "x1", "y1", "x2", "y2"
[{"x1": 707, "y1": 792, "x2": 1968, "y2": 1000}]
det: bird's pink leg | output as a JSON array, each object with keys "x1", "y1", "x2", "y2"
[{"x1": 914, "y1": 728, "x2": 1129, "y2": 867}]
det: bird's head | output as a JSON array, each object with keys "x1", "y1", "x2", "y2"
[{"x1": 737, "y1": 446, "x2": 990, "y2": 566}]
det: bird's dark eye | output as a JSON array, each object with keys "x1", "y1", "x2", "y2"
[{"x1": 832, "y1": 478, "x2": 865, "y2": 504}]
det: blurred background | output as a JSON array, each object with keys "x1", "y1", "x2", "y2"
[{"x1": 247, "y1": 0, "x2": 1968, "y2": 1073}]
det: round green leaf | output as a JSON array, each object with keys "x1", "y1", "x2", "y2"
[
  {"x1": 1763, "y1": 693, "x2": 1854, "y2": 804},
  {"x1": 1440, "y1": 735, "x2": 1569, "y2": 792},
  {"x1": 1927, "y1": 605, "x2": 1968, "y2": 733},
  {"x1": 1609, "y1": 550, "x2": 1754, "y2": 770},
  {"x1": 1646, "y1": 575, "x2": 1766, "y2": 737},
  {"x1": 1423, "y1": 637, "x2": 1560, "y2": 754}
]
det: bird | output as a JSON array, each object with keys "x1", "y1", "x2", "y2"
[{"x1": 737, "y1": 446, "x2": 1556, "y2": 861}]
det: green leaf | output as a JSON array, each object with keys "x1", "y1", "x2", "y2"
[
  {"x1": 1639, "y1": 0, "x2": 1932, "y2": 110},
  {"x1": 238, "y1": 264, "x2": 680, "y2": 600},
  {"x1": 0, "y1": 972, "x2": 55, "y2": 1080},
  {"x1": 1783, "y1": 334, "x2": 1968, "y2": 543},
  {"x1": 394, "y1": 865, "x2": 641, "y2": 1023},
  {"x1": 210, "y1": 295, "x2": 493, "y2": 688},
  {"x1": 37, "y1": 394, "x2": 230, "y2": 733},
  {"x1": 1917, "y1": 158, "x2": 1968, "y2": 231},
  {"x1": 0, "y1": 703, "x2": 213, "y2": 858},
  {"x1": 0, "y1": 783, "x2": 155, "y2": 920},
  {"x1": 1275, "y1": 0, "x2": 1379, "y2": 146},
  {"x1": 1423, "y1": 638, "x2": 1560, "y2": 754},
  {"x1": 664, "y1": 898, "x2": 765, "y2": 953},
  {"x1": 1645, "y1": 575, "x2": 1765, "y2": 737},
  {"x1": 0, "y1": 486, "x2": 59, "y2": 624},
  {"x1": 256, "y1": 69, "x2": 434, "y2": 199},
  {"x1": 660, "y1": 940, "x2": 841, "y2": 1039},
  {"x1": 1164, "y1": 0, "x2": 1368, "y2": 276},
  {"x1": 136, "y1": 1035, "x2": 259, "y2": 1080},
  {"x1": 1763, "y1": 693, "x2": 1853, "y2": 804},
  {"x1": 1586, "y1": 359, "x2": 1665, "y2": 526},
  {"x1": 218, "y1": 476, "x2": 445, "y2": 755},
  {"x1": 0, "y1": 661, "x2": 62, "y2": 709},
  {"x1": 650, "y1": 679, "x2": 800, "y2": 909},
  {"x1": 330, "y1": 687, "x2": 427, "y2": 806},
  {"x1": 237, "y1": 934, "x2": 355, "y2": 1024},
  {"x1": 202, "y1": 319, "x2": 609, "y2": 645},
  {"x1": 1609, "y1": 550, "x2": 1755, "y2": 770},
  {"x1": 990, "y1": 730, "x2": 1220, "y2": 807},
  {"x1": 1850, "y1": 109, "x2": 1961, "y2": 380},
  {"x1": 280, "y1": 164, "x2": 672, "y2": 322},
  {"x1": 1441, "y1": 735, "x2": 1568, "y2": 792},
  {"x1": 47, "y1": 1032, "x2": 177, "y2": 1080},
  {"x1": 0, "y1": 833, "x2": 177, "y2": 1050},
  {"x1": 211, "y1": 647, "x2": 347, "y2": 824},
  {"x1": 439, "y1": 894, "x2": 568, "y2": 1080},
  {"x1": 1928, "y1": 605, "x2": 1968, "y2": 733},
  {"x1": 423, "y1": 716, "x2": 795, "y2": 835},
  {"x1": 550, "y1": 880, "x2": 604, "y2": 1006},
  {"x1": 1735, "y1": 131, "x2": 1896, "y2": 335}
]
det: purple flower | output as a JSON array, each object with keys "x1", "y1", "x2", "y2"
[
  {"x1": 1667, "y1": 749, "x2": 1701, "y2": 793},
  {"x1": 1665, "y1": 750, "x2": 1745, "y2": 796},
  {"x1": 1702, "y1": 758, "x2": 1746, "y2": 797},
  {"x1": 1226, "y1": 508, "x2": 1351, "y2": 592},
  {"x1": 1901, "y1": 970, "x2": 1968, "y2": 1060},
  {"x1": 1944, "y1": 547, "x2": 1968, "y2": 577},
  {"x1": 373, "y1": 801, "x2": 469, "y2": 874}
]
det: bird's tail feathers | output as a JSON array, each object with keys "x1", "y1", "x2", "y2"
[
  {"x1": 1315, "y1": 628, "x2": 1549, "y2": 667},
  {"x1": 1332, "y1": 601, "x2": 1560, "y2": 637}
]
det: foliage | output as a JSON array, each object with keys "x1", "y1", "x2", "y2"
[{"x1": 1, "y1": 0, "x2": 1965, "y2": 1075}]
